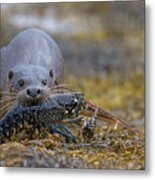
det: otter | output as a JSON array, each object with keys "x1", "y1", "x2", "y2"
[{"x1": 0, "y1": 28, "x2": 64, "y2": 105}]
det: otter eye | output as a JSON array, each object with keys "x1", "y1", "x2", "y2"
[
  {"x1": 42, "y1": 79, "x2": 47, "y2": 85},
  {"x1": 18, "y1": 79, "x2": 24, "y2": 87}
]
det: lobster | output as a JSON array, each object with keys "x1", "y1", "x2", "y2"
[{"x1": 0, "y1": 92, "x2": 144, "y2": 144}]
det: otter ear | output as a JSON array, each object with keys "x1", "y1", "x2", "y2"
[
  {"x1": 49, "y1": 69, "x2": 54, "y2": 79},
  {"x1": 8, "y1": 70, "x2": 14, "y2": 81},
  {"x1": 49, "y1": 69, "x2": 58, "y2": 85},
  {"x1": 54, "y1": 80, "x2": 58, "y2": 85}
]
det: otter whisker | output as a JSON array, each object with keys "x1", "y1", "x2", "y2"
[
  {"x1": 0, "y1": 93, "x2": 17, "y2": 97},
  {"x1": 0, "y1": 100, "x2": 15, "y2": 108},
  {"x1": 0, "y1": 97, "x2": 17, "y2": 104},
  {"x1": 0, "y1": 99, "x2": 13, "y2": 104},
  {"x1": 52, "y1": 83, "x2": 82, "y2": 92},
  {"x1": 0, "y1": 91, "x2": 17, "y2": 96},
  {"x1": 0, "y1": 105, "x2": 11, "y2": 112},
  {"x1": 0, "y1": 106, "x2": 10, "y2": 114},
  {"x1": 0, "y1": 101, "x2": 16, "y2": 109},
  {"x1": 50, "y1": 89, "x2": 64, "y2": 94},
  {"x1": 50, "y1": 85, "x2": 80, "y2": 94},
  {"x1": 0, "y1": 101, "x2": 15, "y2": 117},
  {"x1": 0, "y1": 96, "x2": 16, "y2": 102},
  {"x1": 43, "y1": 97, "x2": 50, "y2": 107},
  {"x1": 50, "y1": 83, "x2": 75, "y2": 89}
]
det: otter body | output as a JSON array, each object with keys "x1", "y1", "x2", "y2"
[{"x1": 0, "y1": 28, "x2": 64, "y2": 105}]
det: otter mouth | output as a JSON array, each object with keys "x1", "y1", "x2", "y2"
[
  {"x1": 18, "y1": 97, "x2": 47, "y2": 106},
  {"x1": 27, "y1": 100, "x2": 42, "y2": 106}
]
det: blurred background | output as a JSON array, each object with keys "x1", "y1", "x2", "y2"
[{"x1": 1, "y1": 1, "x2": 144, "y2": 125}]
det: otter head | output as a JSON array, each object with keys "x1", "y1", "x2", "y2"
[{"x1": 7, "y1": 65, "x2": 56, "y2": 105}]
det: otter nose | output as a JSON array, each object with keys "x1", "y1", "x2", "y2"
[{"x1": 26, "y1": 87, "x2": 41, "y2": 98}]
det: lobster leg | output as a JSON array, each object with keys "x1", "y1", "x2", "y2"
[
  {"x1": 47, "y1": 123, "x2": 76, "y2": 143},
  {"x1": 81, "y1": 99, "x2": 144, "y2": 137},
  {"x1": 82, "y1": 110, "x2": 97, "y2": 142}
]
